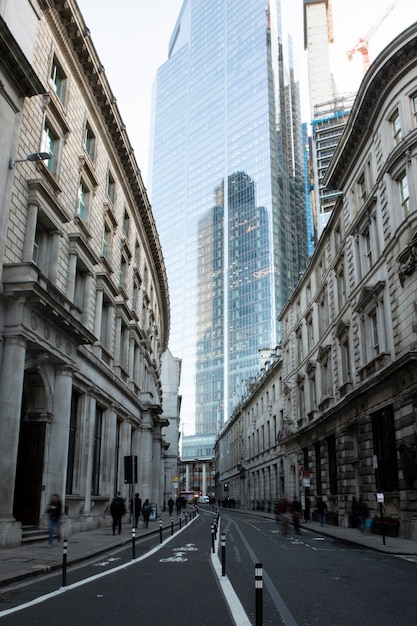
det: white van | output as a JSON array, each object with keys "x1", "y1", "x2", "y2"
[{"x1": 198, "y1": 495, "x2": 210, "y2": 503}]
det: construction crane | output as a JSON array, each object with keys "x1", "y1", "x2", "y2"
[{"x1": 346, "y1": 0, "x2": 400, "y2": 74}]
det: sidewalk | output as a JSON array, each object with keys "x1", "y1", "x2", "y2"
[
  {"x1": 1, "y1": 509, "x2": 417, "y2": 589},
  {"x1": 0, "y1": 509, "x2": 187, "y2": 588}
]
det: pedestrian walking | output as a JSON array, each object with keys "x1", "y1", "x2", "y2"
[
  {"x1": 176, "y1": 496, "x2": 182, "y2": 515},
  {"x1": 110, "y1": 492, "x2": 126, "y2": 535},
  {"x1": 304, "y1": 495, "x2": 311, "y2": 522},
  {"x1": 291, "y1": 496, "x2": 301, "y2": 534},
  {"x1": 168, "y1": 497, "x2": 174, "y2": 516},
  {"x1": 47, "y1": 493, "x2": 62, "y2": 547},
  {"x1": 132, "y1": 493, "x2": 142, "y2": 528},
  {"x1": 316, "y1": 497, "x2": 327, "y2": 526},
  {"x1": 357, "y1": 496, "x2": 369, "y2": 535},
  {"x1": 142, "y1": 499, "x2": 152, "y2": 528}
]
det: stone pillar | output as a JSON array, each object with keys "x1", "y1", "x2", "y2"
[
  {"x1": 114, "y1": 315, "x2": 122, "y2": 365},
  {"x1": 49, "y1": 231, "x2": 61, "y2": 284},
  {"x1": 202, "y1": 463, "x2": 207, "y2": 497},
  {"x1": 94, "y1": 288, "x2": 104, "y2": 338},
  {"x1": 46, "y1": 366, "x2": 73, "y2": 499},
  {"x1": 102, "y1": 406, "x2": 117, "y2": 498},
  {"x1": 80, "y1": 391, "x2": 97, "y2": 519},
  {"x1": 138, "y1": 410, "x2": 153, "y2": 500},
  {"x1": 82, "y1": 273, "x2": 93, "y2": 327},
  {"x1": 152, "y1": 425, "x2": 162, "y2": 506},
  {"x1": 185, "y1": 464, "x2": 190, "y2": 491},
  {"x1": 0, "y1": 335, "x2": 27, "y2": 546},
  {"x1": 22, "y1": 202, "x2": 38, "y2": 262},
  {"x1": 66, "y1": 252, "x2": 77, "y2": 301}
]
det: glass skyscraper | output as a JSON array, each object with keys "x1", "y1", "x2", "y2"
[{"x1": 150, "y1": 0, "x2": 308, "y2": 447}]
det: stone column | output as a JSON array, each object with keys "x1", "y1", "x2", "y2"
[
  {"x1": 46, "y1": 366, "x2": 73, "y2": 499},
  {"x1": 80, "y1": 390, "x2": 97, "y2": 519},
  {"x1": 202, "y1": 463, "x2": 207, "y2": 497},
  {"x1": 49, "y1": 231, "x2": 61, "y2": 284},
  {"x1": 152, "y1": 424, "x2": 162, "y2": 506},
  {"x1": 138, "y1": 410, "x2": 153, "y2": 500},
  {"x1": 66, "y1": 252, "x2": 77, "y2": 301},
  {"x1": 81, "y1": 273, "x2": 93, "y2": 328},
  {"x1": 94, "y1": 288, "x2": 104, "y2": 338},
  {"x1": 22, "y1": 202, "x2": 38, "y2": 262},
  {"x1": 185, "y1": 464, "x2": 190, "y2": 491},
  {"x1": 0, "y1": 335, "x2": 27, "y2": 546}
]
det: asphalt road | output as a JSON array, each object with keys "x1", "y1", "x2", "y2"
[
  {"x1": 221, "y1": 510, "x2": 417, "y2": 625},
  {"x1": 0, "y1": 514, "x2": 234, "y2": 626},
  {"x1": 2, "y1": 510, "x2": 417, "y2": 625}
]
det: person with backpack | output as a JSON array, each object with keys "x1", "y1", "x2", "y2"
[
  {"x1": 110, "y1": 492, "x2": 126, "y2": 535},
  {"x1": 142, "y1": 498, "x2": 152, "y2": 528}
]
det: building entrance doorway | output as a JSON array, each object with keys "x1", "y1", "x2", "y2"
[{"x1": 13, "y1": 421, "x2": 46, "y2": 525}]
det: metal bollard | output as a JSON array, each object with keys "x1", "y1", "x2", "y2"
[
  {"x1": 132, "y1": 527, "x2": 136, "y2": 559},
  {"x1": 185, "y1": 511, "x2": 188, "y2": 525},
  {"x1": 171, "y1": 516, "x2": 174, "y2": 536},
  {"x1": 255, "y1": 563, "x2": 263, "y2": 626},
  {"x1": 179, "y1": 515, "x2": 182, "y2": 530},
  {"x1": 221, "y1": 533, "x2": 226, "y2": 577},
  {"x1": 62, "y1": 538, "x2": 68, "y2": 587},
  {"x1": 211, "y1": 523, "x2": 215, "y2": 553},
  {"x1": 159, "y1": 518, "x2": 163, "y2": 543}
]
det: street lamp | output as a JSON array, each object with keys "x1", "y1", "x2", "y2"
[{"x1": 9, "y1": 151, "x2": 52, "y2": 169}]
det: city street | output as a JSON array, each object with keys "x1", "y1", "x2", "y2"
[{"x1": 1, "y1": 509, "x2": 417, "y2": 625}]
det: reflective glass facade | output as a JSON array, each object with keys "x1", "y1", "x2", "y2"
[{"x1": 150, "y1": 0, "x2": 308, "y2": 444}]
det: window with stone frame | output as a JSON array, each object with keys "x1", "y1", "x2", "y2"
[
  {"x1": 107, "y1": 170, "x2": 116, "y2": 204},
  {"x1": 306, "y1": 310, "x2": 314, "y2": 353},
  {"x1": 336, "y1": 319, "x2": 352, "y2": 391},
  {"x1": 317, "y1": 345, "x2": 333, "y2": 404},
  {"x1": 296, "y1": 325, "x2": 303, "y2": 365},
  {"x1": 83, "y1": 122, "x2": 96, "y2": 161},
  {"x1": 102, "y1": 221, "x2": 112, "y2": 261},
  {"x1": 398, "y1": 170, "x2": 410, "y2": 215},
  {"x1": 91, "y1": 406, "x2": 103, "y2": 496},
  {"x1": 336, "y1": 259, "x2": 347, "y2": 310},
  {"x1": 49, "y1": 55, "x2": 67, "y2": 103},
  {"x1": 41, "y1": 119, "x2": 58, "y2": 174},
  {"x1": 356, "y1": 207, "x2": 378, "y2": 278},
  {"x1": 327, "y1": 434, "x2": 337, "y2": 495},
  {"x1": 371, "y1": 406, "x2": 399, "y2": 493},
  {"x1": 317, "y1": 286, "x2": 329, "y2": 338},
  {"x1": 412, "y1": 92, "x2": 417, "y2": 117},
  {"x1": 66, "y1": 390, "x2": 82, "y2": 495},
  {"x1": 390, "y1": 108, "x2": 402, "y2": 145},
  {"x1": 76, "y1": 179, "x2": 91, "y2": 222},
  {"x1": 356, "y1": 281, "x2": 388, "y2": 367}
]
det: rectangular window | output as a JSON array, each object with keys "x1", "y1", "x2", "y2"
[
  {"x1": 107, "y1": 171, "x2": 116, "y2": 203},
  {"x1": 102, "y1": 222, "x2": 112, "y2": 259},
  {"x1": 50, "y1": 56, "x2": 66, "y2": 102},
  {"x1": 77, "y1": 180, "x2": 90, "y2": 221},
  {"x1": 372, "y1": 406, "x2": 399, "y2": 492},
  {"x1": 41, "y1": 121, "x2": 57, "y2": 173},
  {"x1": 370, "y1": 309, "x2": 380, "y2": 356},
  {"x1": 413, "y1": 94, "x2": 417, "y2": 116},
  {"x1": 391, "y1": 110, "x2": 401, "y2": 145},
  {"x1": 399, "y1": 172, "x2": 410, "y2": 215},
  {"x1": 123, "y1": 210, "x2": 130, "y2": 236},
  {"x1": 66, "y1": 391, "x2": 80, "y2": 495},
  {"x1": 84, "y1": 123, "x2": 95, "y2": 160},
  {"x1": 337, "y1": 264, "x2": 346, "y2": 309},
  {"x1": 327, "y1": 435, "x2": 337, "y2": 495},
  {"x1": 92, "y1": 407, "x2": 103, "y2": 496}
]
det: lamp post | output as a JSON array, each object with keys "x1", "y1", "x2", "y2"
[{"x1": 9, "y1": 152, "x2": 52, "y2": 169}]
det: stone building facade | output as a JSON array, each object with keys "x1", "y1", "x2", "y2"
[
  {"x1": 0, "y1": 0, "x2": 175, "y2": 547},
  {"x1": 216, "y1": 22, "x2": 417, "y2": 540}
]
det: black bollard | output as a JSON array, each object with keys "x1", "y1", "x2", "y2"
[
  {"x1": 62, "y1": 538, "x2": 68, "y2": 587},
  {"x1": 179, "y1": 515, "x2": 182, "y2": 530},
  {"x1": 221, "y1": 533, "x2": 226, "y2": 577},
  {"x1": 211, "y1": 523, "x2": 215, "y2": 553},
  {"x1": 159, "y1": 518, "x2": 163, "y2": 543},
  {"x1": 131, "y1": 526, "x2": 136, "y2": 559},
  {"x1": 255, "y1": 563, "x2": 263, "y2": 626},
  {"x1": 171, "y1": 516, "x2": 174, "y2": 536}
]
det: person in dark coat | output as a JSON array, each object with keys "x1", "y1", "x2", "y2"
[
  {"x1": 357, "y1": 496, "x2": 369, "y2": 535},
  {"x1": 290, "y1": 496, "x2": 301, "y2": 534},
  {"x1": 167, "y1": 497, "x2": 174, "y2": 516},
  {"x1": 132, "y1": 493, "x2": 142, "y2": 528},
  {"x1": 110, "y1": 492, "x2": 126, "y2": 535},
  {"x1": 47, "y1": 493, "x2": 62, "y2": 547},
  {"x1": 316, "y1": 497, "x2": 327, "y2": 526},
  {"x1": 142, "y1": 499, "x2": 152, "y2": 528}
]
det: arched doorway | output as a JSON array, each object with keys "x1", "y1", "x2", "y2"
[{"x1": 13, "y1": 368, "x2": 51, "y2": 526}]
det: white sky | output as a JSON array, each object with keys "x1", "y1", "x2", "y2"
[{"x1": 77, "y1": 0, "x2": 414, "y2": 186}]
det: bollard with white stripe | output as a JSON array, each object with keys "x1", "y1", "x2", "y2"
[
  {"x1": 131, "y1": 526, "x2": 136, "y2": 559},
  {"x1": 159, "y1": 518, "x2": 163, "y2": 543},
  {"x1": 62, "y1": 538, "x2": 68, "y2": 587},
  {"x1": 255, "y1": 562, "x2": 263, "y2": 626},
  {"x1": 221, "y1": 533, "x2": 226, "y2": 577},
  {"x1": 211, "y1": 523, "x2": 215, "y2": 553}
]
